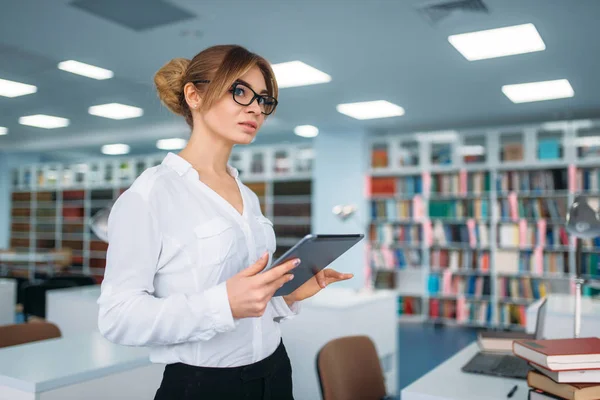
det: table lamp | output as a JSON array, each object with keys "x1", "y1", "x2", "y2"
[
  {"x1": 88, "y1": 201, "x2": 113, "y2": 243},
  {"x1": 565, "y1": 195, "x2": 600, "y2": 338}
]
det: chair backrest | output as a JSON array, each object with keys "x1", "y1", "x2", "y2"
[
  {"x1": 316, "y1": 335, "x2": 387, "y2": 400},
  {"x1": 0, "y1": 322, "x2": 61, "y2": 348}
]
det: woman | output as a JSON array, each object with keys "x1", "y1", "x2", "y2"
[{"x1": 97, "y1": 44, "x2": 353, "y2": 400}]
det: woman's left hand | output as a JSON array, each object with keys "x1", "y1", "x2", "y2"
[{"x1": 283, "y1": 269, "x2": 353, "y2": 306}]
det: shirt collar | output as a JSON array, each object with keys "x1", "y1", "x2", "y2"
[{"x1": 162, "y1": 152, "x2": 239, "y2": 179}]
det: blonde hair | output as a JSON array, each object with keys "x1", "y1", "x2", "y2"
[{"x1": 154, "y1": 45, "x2": 278, "y2": 127}]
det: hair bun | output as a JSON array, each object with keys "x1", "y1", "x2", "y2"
[{"x1": 153, "y1": 58, "x2": 190, "y2": 115}]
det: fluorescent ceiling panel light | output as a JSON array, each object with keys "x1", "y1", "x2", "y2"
[
  {"x1": 58, "y1": 60, "x2": 114, "y2": 80},
  {"x1": 0, "y1": 78, "x2": 37, "y2": 98},
  {"x1": 448, "y1": 23, "x2": 545, "y2": 61},
  {"x1": 294, "y1": 125, "x2": 319, "y2": 138},
  {"x1": 19, "y1": 114, "x2": 70, "y2": 129},
  {"x1": 89, "y1": 103, "x2": 143, "y2": 120},
  {"x1": 336, "y1": 100, "x2": 405, "y2": 120},
  {"x1": 102, "y1": 144, "x2": 130, "y2": 155},
  {"x1": 0, "y1": 127, "x2": 7, "y2": 135},
  {"x1": 272, "y1": 61, "x2": 331, "y2": 88},
  {"x1": 502, "y1": 79, "x2": 574, "y2": 103},
  {"x1": 156, "y1": 138, "x2": 187, "y2": 150}
]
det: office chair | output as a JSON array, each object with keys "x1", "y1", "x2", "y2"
[
  {"x1": 316, "y1": 335, "x2": 394, "y2": 400},
  {"x1": 0, "y1": 321, "x2": 61, "y2": 348}
]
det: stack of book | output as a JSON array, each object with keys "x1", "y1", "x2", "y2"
[{"x1": 513, "y1": 337, "x2": 600, "y2": 399}]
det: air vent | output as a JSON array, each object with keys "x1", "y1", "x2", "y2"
[
  {"x1": 70, "y1": 0, "x2": 197, "y2": 32},
  {"x1": 418, "y1": 0, "x2": 489, "y2": 25}
]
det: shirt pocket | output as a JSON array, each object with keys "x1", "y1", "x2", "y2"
[
  {"x1": 193, "y1": 217, "x2": 236, "y2": 268},
  {"x1": 255, "y1": 215, "x2": 277, "y2": 255}
]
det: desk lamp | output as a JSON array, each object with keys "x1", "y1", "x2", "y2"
[
  {"x1": 565, "y1": 195, "x2": 600, "y2": 338},
  {"x1": 89, "y1": 201, "x2": 113, "y2": 243}
]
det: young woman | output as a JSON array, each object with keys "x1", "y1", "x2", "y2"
[{"x1": 97, "y1": 44, "x2": 353, "y2": 400}]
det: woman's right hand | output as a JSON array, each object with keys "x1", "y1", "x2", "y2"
[{"x1": 226, "y1": 253, "x2": 299, "y2": 319}]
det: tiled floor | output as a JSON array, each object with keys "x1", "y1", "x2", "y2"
[{"x1": 397, "y1": 323, "x2": 478, "y2": 392}]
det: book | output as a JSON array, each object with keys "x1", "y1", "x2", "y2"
[
  {"x1": 478, "y1": 330, "x2": 535, "y2": 353},
  {"x1": 528, "y1": 370, "x2": 600, "y2": 400},
  {"x1": 529, "y1": 389, "x2": 567, "y2": 400},
  {"x1": 514, "y1": 338, "x2": 600, "y2": 371},
  {"x1": 532, "y1": 363, "x2": 600, "y2": 384}
]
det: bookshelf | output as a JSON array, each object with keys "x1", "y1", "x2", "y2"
[
  {"x1": 368, "y1": 120, "x2": 600, "y2": 330},
  {"x1": 9, "y1": 144, "x2": 314, "y2": 283}
]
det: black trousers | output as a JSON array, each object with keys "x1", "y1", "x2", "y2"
[{"x1": 154, "y1": 340, "x2": 294, "y2": 400}]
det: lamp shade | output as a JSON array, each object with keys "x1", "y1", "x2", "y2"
[
  {"x1": 565, "y1": 195, "x2": 600, "y2": 239},
  {"x1": 89, "y1": 201, "x2": 113, "y2": 243}
]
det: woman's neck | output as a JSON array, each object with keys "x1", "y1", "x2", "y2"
[{"x1": 179, "y1": 128, "x2": 232, "y2": 176}]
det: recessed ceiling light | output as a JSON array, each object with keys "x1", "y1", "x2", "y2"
[
  {"x1": 156, "y1": 138, "x2": 187, "y2": 150},
  {"x1": 58, "y1": 60, "x2": 114, "y2": 80},
  {"x1": 0, "y1": 78, "x2": 37, "y2": 98},
  {"x1": 19, "y1": 114, "x2": 70, "y2": 129},
  {"x1": 88, "y1": 103, "x2": 143, "y2": 120},
  {"x1": 294, "y1": 125, "x2": 319, "y2": 138},
  {"x1": 336, "y1": 100, "x2": 405, "y2": 120},
  {"x1": 0, "y1": 127, "x2": 7, "y2": 136},
  {"x1": 101, "y1": 144, "x2": 130, "y2": 155},
  {"x1": 502, "y1": 79, "x2": 574, "y2": 103},
  {"x1": 272, "y1": 61, "x2": 331, "y2": 88},
  {"x1": 448, "y1": 23, "x2": 545, "y2": 61}
]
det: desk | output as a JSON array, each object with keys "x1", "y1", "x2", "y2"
[
  {"x1": 0, "y1": 331, "x2": 163, "y2": 400},
  {"x1": 526, "y1": 294, "x2": 600, "y2": 338},
  {"x1": 0, "y1": 279, "x2": 16, "y2": 325},
  {"x1": 401, "y1": 342, "x2": 527, "y2": 400},
  {"x1": 281, "y1": 287, "x2": 398, "y2": 400},
  {"x1": 46, "y1": 285, "x2": 100, "y2": 336},
  {"x1": 46, "y1": 285, "x2": 398, "y2": 400}
]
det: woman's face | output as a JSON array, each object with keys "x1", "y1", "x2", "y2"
[{"x1": 200, "y1": 66, "x2": 271, "y2": 145}]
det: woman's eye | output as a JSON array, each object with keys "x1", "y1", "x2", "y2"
[{"x1": 234, "y1": 87, "x2": 245, "y2": 96}]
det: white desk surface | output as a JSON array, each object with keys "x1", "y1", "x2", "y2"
[
  {"x1": 300, "y1": 287, "x2": 397, "y2": 309},
  {"x1": 0, "y1": 331, "x2": 152, "y2": 393},
  {"x1": 401, "y1": 343, "x2": 528, "y2": 400}
]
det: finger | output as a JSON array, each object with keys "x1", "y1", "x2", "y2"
[
  {"x1": 325, "y1": 270, "x2": 354, "y2": 280},
  {"x1": 316, "y1": 271, "x2": 327, "y2": 288},
  {"x1": 267, "y1": 272, "x2": 295, "y2": 294},
  {"x1": 326, "y1": 274, "x2": 354, "y2": 285},
  {"x1": 259, "y1": 258, "x2": 300, "y2": 284},
  {"x1": 241, "y1": 252, "x2": 270, "y2": 277}
]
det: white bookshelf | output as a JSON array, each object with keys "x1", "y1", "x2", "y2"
[
  {"x1": 8, "y1": 144, "x2": 314, "y2": 283},
  {"x1": 368, "y1": 119, "x2": 600, "y2": 330}
]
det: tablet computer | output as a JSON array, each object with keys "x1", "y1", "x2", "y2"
[{"x1": 267, "y1": 233, "x2": 364, "y2": 297}]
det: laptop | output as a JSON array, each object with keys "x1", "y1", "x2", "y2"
[{"x1": 461, "y1": 297, "x2": 547, "y2": 380}]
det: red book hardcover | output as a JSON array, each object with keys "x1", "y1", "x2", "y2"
[{"x1": 514, "y1": 337, "x2": 600, "y2": 371}]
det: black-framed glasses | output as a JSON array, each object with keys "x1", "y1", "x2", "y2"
[{"x1": 193, "y1": 80, "x2": 278, "y2": 115}]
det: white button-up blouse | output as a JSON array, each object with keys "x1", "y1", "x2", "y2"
[{"x1": 97, "y1": 152, "x2": 299, "y2": 368}]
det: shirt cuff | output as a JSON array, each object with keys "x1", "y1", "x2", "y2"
[
  {"x1": 204, "y1": 281, "x2": 237, "y2": 332},
  {"x1": 271, "y1": 296, "x2": 301, "y2": 322}
]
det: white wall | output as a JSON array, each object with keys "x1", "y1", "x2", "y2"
[{"x1": 312, "y1": 130, "x2": 369, "y2": 290}]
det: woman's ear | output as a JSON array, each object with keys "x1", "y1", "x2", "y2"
[{"x1": 183, "y1": 82, "x2": 202, "y2": 111}]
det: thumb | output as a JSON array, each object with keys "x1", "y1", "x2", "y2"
[{"x1": 242, "y1": 252, "x2": 270, "y2": 276}]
